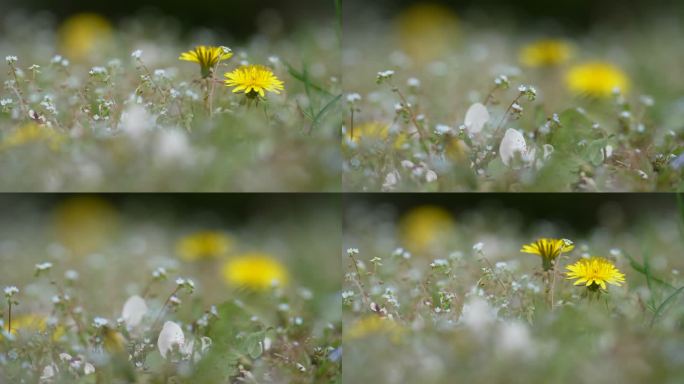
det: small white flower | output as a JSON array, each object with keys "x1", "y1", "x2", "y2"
[
  {"x1": 377, "y1": 70, "x2": 395, "y2": 79},
  {"x1": 341, "y1": 290, "x2": 355, "y2": 299},
  {"x1": 464, "y1": 103, "x2": 489, "y2": 134},
  {"x1": 121, "y1": 295, "x2": 148, "y2": 328},
  {"x1": 407, "y1": 77, "x2": 421, "y2": 88},
  {"x1": 92, "y1": 317, "x2": 109, "y2": 328},
  {"x1": 473, "y1": 242, "x2": 484, "y2": 252},
  {"x1": 346, "y1": 248, "x2": 359, "y2": 256},
  {"x1": 0, "y1": 98, "x2": 13, "y2": 107},
  {"x1": 131, "y1": 50, "x2": 143, "y2": 59},
  {"x1": 400, "y1": 160, "x2": 415, "y2": 169},
  {"x1": 5, "y1": 56, "x2": 18, "y2": 65},
  {"x1": 4, "y1": 286, "x2": 19, "y2": 297},
  {"x1": 35, "y1": 262, "x2": 53, "y2": 272},
  {"x1": 430, "y1": 259, "x2": 449, "y2": 268},
  {"x1": 346, "y1": 93, "x2": 362, "y2": 104},
  {"x1": 89, "y1": 67, "x2": 108, "y2": 76},
  {"x1": 435, "y1": 124, "x2": 452, "y2": 135}
]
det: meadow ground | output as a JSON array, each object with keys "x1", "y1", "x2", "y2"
[
  {"x1": 343, "y1": 195, "x2": 684, "y2": 383},
  {"x1": 343, "y1": 3, "x2": 684, "y2": 191},
  {"x1": 0, "y1": 195, "x2": 342, "y2": 383},
  {"x1": 0, "y1": 11, "x2": 341, "y2": 191}
]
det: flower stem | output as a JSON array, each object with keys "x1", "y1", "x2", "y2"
[
  {"x1": 152, "y1": 286, "x2": 181, "y2": 331},
  {"x1": 7, "y1": 300, "x2": 12, "y2": 334}
]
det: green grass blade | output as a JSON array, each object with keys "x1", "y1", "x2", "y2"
[
  {"x1": 283, "y1": 60, "x2": 332, "y2": 97},
  {"x1": 623, "y1": 251, "x2": 674, "y2": 290},
  {"x1": 650, "y1": 285, "x2": 684, "y2": 327},
  {"x1": 310, "y1": 94, "x2": 342, "y2": 132}
]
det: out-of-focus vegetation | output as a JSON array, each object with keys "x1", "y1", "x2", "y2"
[
  {"x1": 343, "y1": 195, "x2": 684, "y2": 383},
  {"x1": 0, "y1": 195, "x2": 342, "y2": 382},
  {"x1": 343, "y1": 1, "x2": 684, "y2": 191}
]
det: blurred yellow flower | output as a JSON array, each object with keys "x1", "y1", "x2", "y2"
[
  {"x1": 179, "y1": 46, "x2": 233, "y2": 78},
  {"x1": 521, "y1": 238, "x2": 575, "y2": 271},
  {"x1": 177, "y1": 231, "x2": 233, "y2": 261},
  {"x1": 345, "y1": 122, "x2": 407, "y2": 149},
  {"x1": 395, "y1": 2, "x2": 459, "y2": 64},
  {"x1": 222, "y1": 252, "x2": 288, "y2": 290},
  {"x1": 58, "y1": 13, "x2": 113, "y2": 62},
  {"x1": 103, "y1": 327, "x2": 126, "y2": 353},
  {"x1": 224, "y1": 65, "x2": 284, "y2": 98},
  {"x1": 519, "y1": 39, "x2": 573, "y2": 67},
  {"x1": 566, "y1": 257, "x2": 626, "y2": 291},
  {"x1": 2, "y1": 314, "x2": 64, "y2": 341},
  {"x1": 445, "y1": 137, "x2": 471, "y2": 163},
  {"x1": 345, "y1": 316, "x2": 403, "y2": 342},
  {"x1": 53, "y1": 196, "x2": 119, "y2": 256},
  {"x1": 566, "y1": 61, "x2": 630, "y2": 97},
  {"x1": 1, "y1": 123, "x2": 65, "y2": 151},
  {"x1": 399, "y1": 206, "x2": 455, "y2": 254}
]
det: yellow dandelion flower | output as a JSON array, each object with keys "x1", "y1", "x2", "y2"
[
  {"x1": 345, "y1": 122, "x2": 407, "y2": 149},
  {"x1": 53, "y1": 196, "x2": 119, "y2": 256},
  {"x1": 179, "y1": 45, "x2": 233, "y2": 78},
  {"x1": 222, "y1": 252, "x2": 288, "y2": 290},
  {"x1": 1, "y1": 314, "x2": 65, "y2": 341},
  {"x1": 58, "y1": 13, "x2": 112, "y2": 62},
  {"x1": 345, "y1": 316, "x2": 403, "y2": 343},
  {"x1": 224, "y1": 65, "x2": 284, "y2": 98},
  {"x1": 177, "y1": 231, "x2": 233, "y2": 262},
  {"x1": 521, "y1": 238, "x2": 575, "y2": 271},
  {"x1": 519, "y1": 39, "x2": 573, "y2": 68},
  {"x1": 399, "y1": 206, "x2": 455, "y2": 254},
  {"x1": 566, "y1": 257, "x2": 626, "y2": 291},
  {"x1": 1, "y1": 123, "x2": 65, "y2": 151},
  {"x1": 566, "y1": 61, "x2": 630, "y2": 97},
  {"x1": 395, "y1": 2, "x2": 459, "y2": 64}
]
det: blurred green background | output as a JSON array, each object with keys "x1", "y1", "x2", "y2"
[
  {"x1": 346, "y1": 194, "x2": 680, "y2": 235},
  {"x1": 346, "y1": 0, "x2": 683, "y2": 29},
  {"x1": 0, "y1": 0, "x2": 334, "y2": 38}
]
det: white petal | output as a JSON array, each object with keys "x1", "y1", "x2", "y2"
[
  {"x1": 40, "y1": 365, "x2": 56, "y2": 380},
  {"x1": 425, "y1": 170, "x2": 438, "y2": 183},
  {"x1": 499, "y1": 128, "x2": 527, "y2": 166},
  {"x1": 122, "y1": 295, "x2": 148, "y2": 328},
  {"x1": 464, "y1": 103, "x2": 490, "y2": 134},
  {"x1": 158, "y1": 321, "x2": 185, "y2": 359},
  {"x1": 84, "y1": 363, "x2": 95, "y2": 375}
]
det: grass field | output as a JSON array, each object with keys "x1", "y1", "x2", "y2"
[
  {"x1": 342, "y1": 3, "x2": 684, "y2": 191},
  {"x1": 0, "y1": 196, "x2": 341, "y2": 382},
  {"x1": 0, "y1": 11, "x2": 341, "y2": 191},
  {"x1": 343, "y1": 196, "x2": 684, "y2": 383}
]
